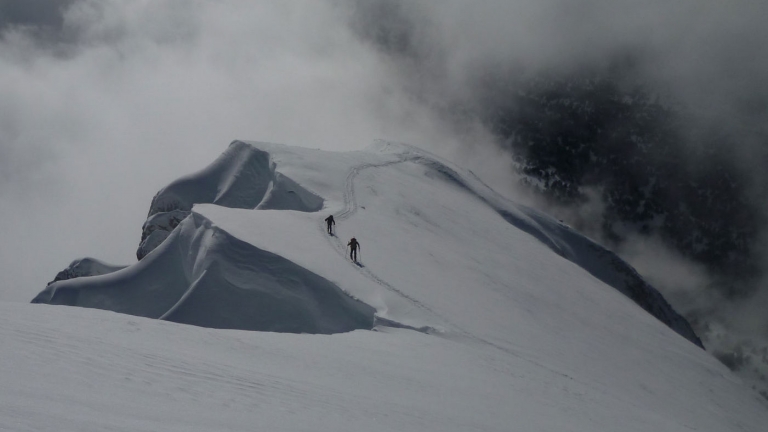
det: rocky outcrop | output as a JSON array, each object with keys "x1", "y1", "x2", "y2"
[{"x1": 47, "y1": 258, "x2": 126, "y2": 285}]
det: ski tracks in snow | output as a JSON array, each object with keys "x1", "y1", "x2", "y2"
[
  {"x1": 317, "y1": 150, "x2": 582, "y2": 383},
  {"x1": 319, "y1": 155, "x2": 488, "y2": 338},
  {"x1": 318, "y1": 156, "x2": 442, "y2": 333},
  {"x1": 319, "y1": 154, "x2": 477, "y2": 334}
]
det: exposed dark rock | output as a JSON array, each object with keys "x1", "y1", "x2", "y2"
[{"x1": 48, "y1": 257, "x2": 126, "y2": 285}]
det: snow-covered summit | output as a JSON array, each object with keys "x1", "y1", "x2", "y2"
[
  {"x1": 18, "y1": 140, "x2": 768, "y2": 430},
  {"x1": 34, "y1": 140, "x2": 698, "y2": 344}
]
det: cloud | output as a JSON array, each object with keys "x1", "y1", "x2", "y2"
[
  {"x1": 0, "y1": 0, "x2": 75, "y2": 30},
  {"x1": 351, "y1": 0, "x2": 768, "y2": 114},
  {"x1": 0, "y1": 0, "x2": 529, "y2": 302},
  {"x1": 0, "y1": 0, "x2": 485, "y2": 301}
]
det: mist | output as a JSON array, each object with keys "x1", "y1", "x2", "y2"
[
  {"x1": 2, "y1": 0, "x2": 768, "y2": 394},
  {"x1": 0, "y1": 0, "x2": 496, "y2": 303}
]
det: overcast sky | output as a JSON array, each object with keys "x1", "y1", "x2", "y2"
[{"x1": 1, "y1": 0, "x2": 766, "y2": 304}]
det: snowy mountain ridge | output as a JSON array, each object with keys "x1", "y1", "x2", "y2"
[
  {"x1": 34, "y1": 140, "x2": 699, "y2": 346},
  {"x1": 15, "y1": 139, "x2": 768, "y2": 430}
]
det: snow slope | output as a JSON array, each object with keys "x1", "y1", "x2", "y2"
[
  {"x1": 3, "y1": 302, "x2": 764, "y2": 432},
  {"x1": 136, "y1": 142, "x2": 323, "y2": 259},
  {"x1": 15, "y1": 140, "x2": 768, "y2": 430},
  {"x1": 33, "y1": 211, "x2": 374, "y2": 334}
]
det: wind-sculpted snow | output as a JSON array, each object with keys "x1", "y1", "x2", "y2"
[
  {"x1": 34, "y1": 212, "x2": 374, "y2": 334},
  {"x1": 137, "y1": 140, "x2": 323, "y2": 259},
  {"x1": 38, "y1": 140, "x2": 699, "y2": 344},
  {"x1": 47, "y1": 257, "x2": 126, "y2": 285}
]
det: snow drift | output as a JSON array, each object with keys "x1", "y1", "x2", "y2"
[
  {"x1": 137, "y1": 141, "x2": 323, "y2": 259},
  {"x1": 34, "y1": 211, "x2": 374, "y2": 334}
]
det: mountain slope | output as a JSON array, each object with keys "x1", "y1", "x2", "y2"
[
  {"x1": 16, "y1": 140, "x2": 768, "y2": 430},
  {"x1": 34, "y1": 140, "x2": 700, "y2": 344},
  {"x1": 4, "y1": 301, "x2": 766, "y2": 432}
]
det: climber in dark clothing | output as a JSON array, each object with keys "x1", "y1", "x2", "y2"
[
  {"x1": 347, "y1": 237, "x2": 360, "y2": 261},
  {"x1": 325, "y1": 215, "x2": 335, "y2": 235}
]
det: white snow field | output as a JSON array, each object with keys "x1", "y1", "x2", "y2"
[{"x1": 13, "y1": 140, "x2": 768, "y2": 430}]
